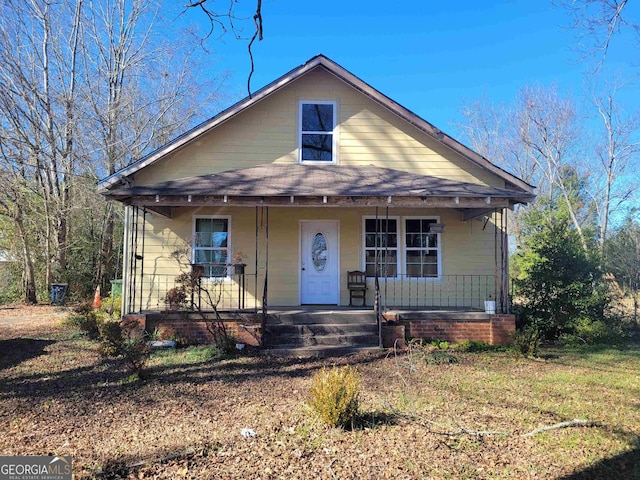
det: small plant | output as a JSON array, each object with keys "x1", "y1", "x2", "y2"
[
  {"x1": 425, "y1": 350, "x2": 459, "y2": 365},
  {"x1": 512, "y1": 326, "x2": 541, "y2": 357},
  {"x1": 456, "y1": 340, "x2": 495, "y2": 352},
  {"x1": 165, "y1": 287, "x2": 186, "y2": 310},
  {"x1": 99, "y1": 317, "x2": 149, "y2": 378},
  {"x1": 308, "y1": 366, "x2": 360, "y2": 429},
  {"x1": 66, "y1": 303, "x2": 101, "y2": 340},
  {"x1": 430, "y1": 339, "x2": 450, "y2": 350}
]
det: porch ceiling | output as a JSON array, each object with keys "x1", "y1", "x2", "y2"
[{"x1": 106, "y1": 164, "x2": 535, "y2": 210}]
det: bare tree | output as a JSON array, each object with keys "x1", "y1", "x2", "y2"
[
  {"x1": 0, "y1": 0, "x2": 84, "y2": 299},
  {"x1": 558, "y1": 0, "x2": 638, "y2": 67},
  {"x1": 515, "y1": 86, "x2": 593, "y2": 251},
  {"x1": 586, "y1": 75, "x2": 640, "y2": 249},
  {"x1": 0, "y1": 0, "x2": 223, "y2": 302},
  {"x1": 82, "y1": 0, "x2": 222, "y2": 291}
]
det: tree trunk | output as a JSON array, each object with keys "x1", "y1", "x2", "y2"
[
  {"x1": 96, "y1": 206, "x2": 115, "y2": 289},
  {"x1": 16, "y1": 212, "x2": 37, "y2": 304}
]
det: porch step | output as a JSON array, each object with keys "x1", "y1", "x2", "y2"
[
  {"x1": 267, "y1": 310, "x2": 375, "y2": 325},
  {"x1": 261, "y1": 345, "x2": 382, "y2": 358},
  {"x1": 263, "y1": 310, "x2": 379, "y2": 355},
  {"x1": 266, "y1": 323, "x2": 378, "y2": 336}
]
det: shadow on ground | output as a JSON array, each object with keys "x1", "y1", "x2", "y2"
[
  {"x1": 0, "y1": 347, "x2": 388, "y2": 401},
  {"x1": 0, "y1": 338, "x2": 55, "y2": 370},
  {"x1": 558, "y1": 445, "x2": 640, "y2": 479}
]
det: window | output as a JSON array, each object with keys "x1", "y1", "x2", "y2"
[
  {"x1": 405, "y1": 219, "x2": 439, "y2": 278},
  {"x1": 193, "y1": 216, "x2": 230, "y2": 278},
  {"x1": 364, "y1": 218, "x2": 398, "y2": 277},
  {"x1": 299, "y1": 101, "x2": 335, "y2": 162},
  {"x1": 363, "y1": 217, "x2": 441, "y2": 278}
]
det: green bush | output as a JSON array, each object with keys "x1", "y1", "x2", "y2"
[
  {"x1": 512, "y1": 326, "x2": 541, "y2": 357},
  {"x1": 98, "y1": 317, "x2": 149, "y2": 378},
  {"x1": 100, "y1": 295, "x2": 122, "y2": 319},
  {"x1": 66, "y1": 303, "x2": 102, "y2": 340},
  {"x1": 308, "y1": 366, "x2": 360, "y2": 429}
]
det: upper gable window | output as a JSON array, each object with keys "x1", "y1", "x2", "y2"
[{"x1": 299, "y1": 101, "x2": 336, "y2": 163}]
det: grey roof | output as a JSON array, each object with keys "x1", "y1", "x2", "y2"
[
  {"x1": 106, "y1": 164, "x2": 534, "y2": 201},
  {"x1": 98, "y1": 55, "x2": 535, "y2": 195}
]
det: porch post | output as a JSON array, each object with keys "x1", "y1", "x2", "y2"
[
  {"x1": 121, "y1": 206, "x2": 131, "y2": 315},
  {"x1": 255, "y1": 206, "x2": 259, "y2": 313},
  {"x1": 138, "y1": 208, "x2": 146, "y2": 313},
  {"x1": 502, "y1": 209, "x2": 510, "y2": 314}
]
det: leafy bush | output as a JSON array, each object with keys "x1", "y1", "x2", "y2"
[
  {"x1": 100, "y1": 295, "x2": 122, "y2": 319},
  {"x1": 308, "y1": 366, "x2": 360, "y2": 429},
  {"x1": 513, "y1": 205, "x2": 611, "y2": 342},
  {"x1": 512, "y1": 326, "x2": 541, "y2": 357},
  {"x1": 66, "y1": 303, "x2": 102, "y2": 340},
  {"x1": 98, "y1": 317, "x2": 149, "y2": 379}
]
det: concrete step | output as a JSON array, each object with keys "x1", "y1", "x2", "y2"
[
  {"x1": 267, "y1": 311, "x2": 375, "y2": 325},
  {"x1": 265, "y1": 323, "x2": 378, "y2": 336},
  {"x1": 264, "y1": 333, "x2": 379, "y2": 348},
  {"x1": 261, "y1": 345, "x2": 382, "y2": 358}
]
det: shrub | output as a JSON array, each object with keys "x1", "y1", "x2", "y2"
[
  {"x1": 513, "y1": 326, "x2": 541, "y2": 357},
  {"x1": 66, "y1": 303, "x2": 102, "y2": 340},
  {"x1": 100, "y1": 295, "x2": 122, "y2": 319},
  {"x1": 308, "y1": 366, "x2": 360, "y2": 429},
  {"x1": 98, "y1": 318, "x2": 149, "y2": 378}
]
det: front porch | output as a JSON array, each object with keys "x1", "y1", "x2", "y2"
[
  {"x1": 127, "y1": 304, "x2": 515, "y2": 355},
  {"x1": 112, "y1": 164, "x2": 527, "y2": 353}
]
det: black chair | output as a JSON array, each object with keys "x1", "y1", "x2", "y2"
[{"x1": 347, "y1": 270, "x2": 367, "y2": 307}]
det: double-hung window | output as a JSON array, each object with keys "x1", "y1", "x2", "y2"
[
  {"x1": 364, "y1": 218, "x2": 398, "y2": 277},
  {"x1": 299, "y1": 101, "x2": 336, "y2": 163},
  {"x1": 193, "y1": 216, "x2": 230, "y2": 278},
  {"x1": 405, "y1": 219, "x2": 439, "y2": 278},
  {"x1": 363, "y1": 217, "x2": 441, "y2": 278}
]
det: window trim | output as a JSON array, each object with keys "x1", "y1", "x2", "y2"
[
  {"x1": 403, "y1": 215, "x2": 442, "y2": 280},
  {"x1": 298, "y1": 100, "x2": 338, "y2": 164},
  {"x1": 361, "y1": 215, "x2": 442, "y2": 280},
  {"x1": 362, "y1": 215, "x2": 400, "y2": 279},
  {"x1": 192, "y1": 215, "x2": 232, "y2": 280}
]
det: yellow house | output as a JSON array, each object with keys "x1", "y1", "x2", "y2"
[{"x1": 98, "y1": 55, "x2": 534, "y2": 351}]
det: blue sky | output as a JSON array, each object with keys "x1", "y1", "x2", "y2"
[{"x1": 179, "y1": 0, "x2": 638, "y2": 138}]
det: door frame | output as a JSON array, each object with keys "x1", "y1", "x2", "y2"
[{"x1": 298, "y1": 219, "x2": 340, "y2": 305}]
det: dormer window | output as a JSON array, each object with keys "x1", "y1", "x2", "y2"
[{"x1": 299, "y1": 101, "x2": 336, "y2": 163}]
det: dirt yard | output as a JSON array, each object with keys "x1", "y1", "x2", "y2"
[{"x1": 0, "y1": 305, "x2": 639, "y2": 479}]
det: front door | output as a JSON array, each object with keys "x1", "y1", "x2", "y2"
[{"x1": 300, "y1": 220, "x2": 339, "y2": 304}]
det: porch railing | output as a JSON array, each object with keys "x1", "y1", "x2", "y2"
[
  {"x1": 126, "y1": 272, "x2": 259, "y2": 314},
  {"x1": 376, "y1": 274, "x2": 500, "y2": 312}
]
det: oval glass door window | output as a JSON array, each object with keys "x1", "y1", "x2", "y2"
[{"x1": 312, "y1": 232, "x2": 328, "y2": 272}]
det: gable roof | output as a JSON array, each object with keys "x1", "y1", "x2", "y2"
[{"x1": 97, "y1": 54, "x2": 534, "y2": 194}]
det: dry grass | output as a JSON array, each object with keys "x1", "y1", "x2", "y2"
[{"x1": 1, "y1": 305, "x2": 639, "y2": 479}]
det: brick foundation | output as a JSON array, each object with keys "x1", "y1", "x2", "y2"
[
  {"x1": 124, "y1": 313, "x2": 263, "y2": 346},
  {"x1": 385, "y1": 312, "x2": 515, "y2": 346}
]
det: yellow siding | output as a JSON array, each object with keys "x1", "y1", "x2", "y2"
[
  {"x1": 127, "y1": 206, "x2": 504, "y2": 310},
  {"x1": 134, "y1": 68, "x2": 503, "y2": 188}
]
